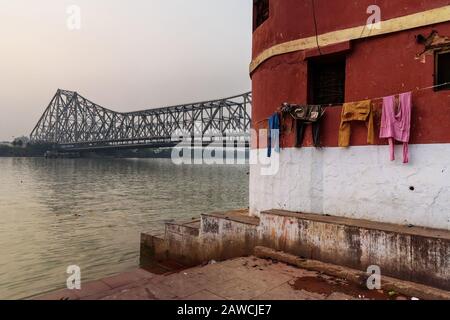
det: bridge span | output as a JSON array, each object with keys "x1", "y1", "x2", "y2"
[{"x1": 30, "y1": 89, "x2": 252, "y2": 152}]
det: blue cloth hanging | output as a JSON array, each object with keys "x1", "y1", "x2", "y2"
[{"x1": 268, "y1": 113, "x2": 280, "y2": 158}]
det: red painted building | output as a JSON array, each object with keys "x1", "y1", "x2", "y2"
[{"x1": 249, "y1": 1, "x2": 450, "y2": 230}]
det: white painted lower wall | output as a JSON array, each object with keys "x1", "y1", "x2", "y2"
[{"x1": 249, "y1": 144, "x2": 450, "y2": 230}]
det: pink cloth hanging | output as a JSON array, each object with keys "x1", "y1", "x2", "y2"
[{"x1": 379, "y1": 92, "x2": 412, "y2": 164}]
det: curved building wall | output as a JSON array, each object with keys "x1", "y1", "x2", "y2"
[{"x1": 250, "y1": 0, "x2": 450, "y2": 230}]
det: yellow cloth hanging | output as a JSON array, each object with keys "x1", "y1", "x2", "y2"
[{"x1": 338, "y1": 100, "x2": 375, "y2": 147}]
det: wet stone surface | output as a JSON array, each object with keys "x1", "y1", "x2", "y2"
[{"x1": 33, "y1": 257, "x2": 413, "y2": 300}]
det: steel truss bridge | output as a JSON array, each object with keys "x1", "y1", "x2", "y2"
[{"x1": 30, "y1": 89, "x2": 252, "y2": 152}]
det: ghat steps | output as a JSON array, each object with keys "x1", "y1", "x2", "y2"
[{"x1": 140, "y1": 209, "x2": 450, "y2": 291}]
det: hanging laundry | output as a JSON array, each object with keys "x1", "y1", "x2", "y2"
[
  {"x1": 338, "y1": 100, "x2": 374, "y2": 147},
  {"x1": 379, "y1": 92, "x2": 412, "y2": 164},
  {"x1": 267, "y1": 113, "x2": 280, "y2": 158},
  {"x1": 296, "y1": 121, "x2": 321, "y2": 148},
  {"x1": 281, "y1": 103, "x2": 324, "y2": 148}
]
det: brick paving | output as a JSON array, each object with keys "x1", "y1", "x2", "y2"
[{"x1": 33, "y1": 257, "x2": 405, "y2": 300}]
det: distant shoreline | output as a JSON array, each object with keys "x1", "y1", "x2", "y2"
[
  {"x1": 0, "y1": 144, "x2": 50, "y2": 157},
  {"x1": 0, "y1": 144, "x2": 174, "y2": 159},
  {"x1": 0, "y1": 144, "x2": 249, "y2": 160}
]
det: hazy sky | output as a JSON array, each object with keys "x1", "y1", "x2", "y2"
[{"x1": 0, "y1": 0, "x2": 252, "y2": 141}]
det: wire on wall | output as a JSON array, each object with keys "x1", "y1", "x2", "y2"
[
  {"x1": 255, "y1": 81, "x2": 450, "y2": 125},
  {"x1": 311, "y1": 0, "x2": 322, "y2": 55}
]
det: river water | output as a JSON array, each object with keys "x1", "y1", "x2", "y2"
[{"x1": 0, "y1": 157, "x2": 248, "y2": 299}]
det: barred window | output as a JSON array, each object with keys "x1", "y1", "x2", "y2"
[
  {"x1": 308, "y1": 56, "x2": 346, "y2": 105},
  {"x1": 435, "y1": 50, "x2": 450, "y2": 91},
  {"x1": 253, "y1": 0, "x2": 269, "y2": 31}
]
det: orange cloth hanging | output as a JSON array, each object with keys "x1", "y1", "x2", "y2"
[{"x1": 338, "y1": 100, "x2": 375, "y2": 147}]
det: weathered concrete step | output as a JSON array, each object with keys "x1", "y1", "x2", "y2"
[
  {"x1": 264, "y1": 209, "x2": 450, "y2": 240},
  {"x1": 254, "y1": 246, "x2": 450, "y2": 300},
  {"x1": 166, "y1": 219, "x2": 201, "y2": 238},
  {"x1": 140, "y1": 209, "x2": 259, "y2": 268},
  {"x1": 202, "y1": 209, "x2": 259, "y2": 227},
  {"x1": 259, "y1": 209, "x2": 450, "y2": 291}
]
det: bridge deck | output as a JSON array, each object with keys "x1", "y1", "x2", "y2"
[{"x1": 30, "y1": 89, "x2": 252, "y2": 152}]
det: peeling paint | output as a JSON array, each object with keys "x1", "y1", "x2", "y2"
[{"x1": 416, "y1": 30, "x2": 450, "y2": 62}]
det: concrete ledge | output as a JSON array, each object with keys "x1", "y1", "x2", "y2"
[
  {"x1": 259, "y1": 210, "x2": 450, "y2": 290},
  {"x1": 203, "y1": 209, "x2": 260, "y2": 226},
  {"x1": 254, "y1": 246, "x2": 450, "y2": 300},
  {"x1": 166, "y1": 219, "x2": 201, "y2": 238},
  {"x1": 264, "y1": 210, "x2": 450, "y2": 240},
  {"x1": 140, "y1": 209, "x2": 259, "y2": 268},
  {"x1": 201, "y1": 210, "x2": 259, "y2": 261}
]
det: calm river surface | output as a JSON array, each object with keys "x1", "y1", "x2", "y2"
[{"x1": 0, "y1": 157, "x2": 248, "y2": 299}]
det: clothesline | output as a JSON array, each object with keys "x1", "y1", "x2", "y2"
[
  {"x1": 255, "y1": 81, "x2": 450, "y2": 125},
  {"x1": 340, "y1": 81, "x2": 450, "y2": 106}
]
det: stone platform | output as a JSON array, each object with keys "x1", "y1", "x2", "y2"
[{"x1": 33, "y1": 256, "x2": 417, "y2": 300}]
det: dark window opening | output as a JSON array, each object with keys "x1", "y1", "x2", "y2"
[
  {"x1": 308, "y1": 55, "x2": 346, "y2": 105},
  {"x1": 253, "y1": 0, "x2": 269, "y2": 31},
  {"x1": 435, "y1": 50, "x2": 450, "y2": 91}
]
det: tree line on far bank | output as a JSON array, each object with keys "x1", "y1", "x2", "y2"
[
  {"x1": 0, "y1": 136, "x2": 173, "y2": 158},
  {"x1": 0, "y1": 137, "x2": 54, "y2": 157}
]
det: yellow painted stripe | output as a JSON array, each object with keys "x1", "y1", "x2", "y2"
[{"x1": 250, "y1": 5, "x2": 450, "y2": 74}]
